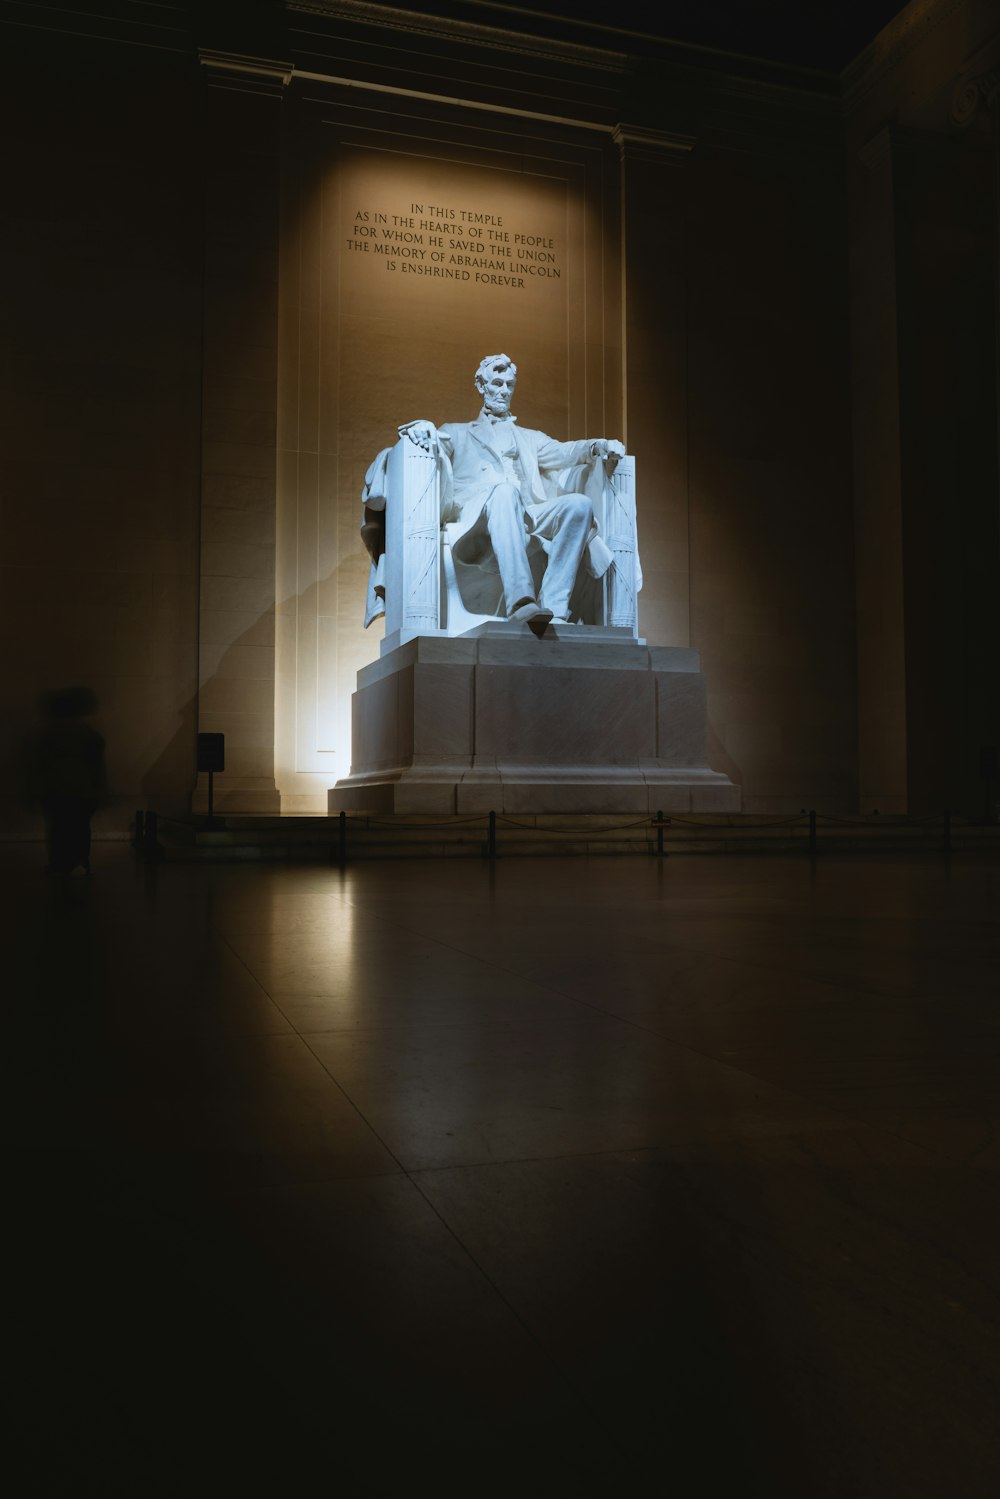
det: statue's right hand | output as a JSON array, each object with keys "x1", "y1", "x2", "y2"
[{"x1": 399, "y1": 420, "x2": 438, "y2": 453}]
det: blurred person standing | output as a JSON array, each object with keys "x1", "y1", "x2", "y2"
[{"x1": 25, "y1": 688, "x2": 109, "y2": 876}]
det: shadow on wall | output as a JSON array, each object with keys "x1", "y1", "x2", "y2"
[
  {"x1": 140, "y1": 692, "x2": 198, "y2": 815},
  {"x1": 707, "y1": 723, "x2": 742, "y2": 792},
  {"x1": 181, "y1": 603, "x2": 282, "y2": 817}
]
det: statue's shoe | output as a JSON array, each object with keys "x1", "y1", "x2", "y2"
[{"x1": 510, "y1": 601, "x2": 553, "y2": 625}]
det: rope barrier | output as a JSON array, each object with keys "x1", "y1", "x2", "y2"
[
  {"x1": 814, "y1": 813, "x2": 958, "y2": 828},
  {"x1": 137, "y1": 806, "x2": 993, "y2": 865},
  {"x1": 155, "y1": 810, "x2": 979, "y2": 832},
  {"x1": 496, "y1": 816, "x2": 654, "y2": 834},
  {"x1": 358, "y1": 816, "x2": 488, "y2": 831},
  {"x1": 663, "y1": 815, "x2": 805, "y2": 829}
]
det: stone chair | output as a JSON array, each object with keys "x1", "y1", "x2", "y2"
[{"x1": 372, "y1": 437, "x2": 639, "y2": 654}]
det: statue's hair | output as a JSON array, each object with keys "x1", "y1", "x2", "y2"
[{"x1": 474, "y1": 353, "x2": 517, "y2": 389}]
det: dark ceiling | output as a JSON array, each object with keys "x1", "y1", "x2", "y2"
[{"x1": 418, "y1": 0, "x2": 913, "y2": 73}]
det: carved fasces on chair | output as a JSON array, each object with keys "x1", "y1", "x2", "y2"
[
  {"x1": 603, "y1": 456, "x2": 638, "y2": 632},
  {"x1": 384, "y1": 439, "x2": 440, "y2": 640}
]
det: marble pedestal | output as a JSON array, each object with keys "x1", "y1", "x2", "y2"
[{"x1": 330, "y1": 624, "x2": 740, "y2": 815}]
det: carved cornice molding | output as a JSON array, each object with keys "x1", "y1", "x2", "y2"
[
  {"x1": 713, "y1": 75, "x2": 839, "y2": 112},
  {"x1": 613, "y1": 124, "x2": 696, "y2": 160},
  {"x1": 287, "y1": 0, "x2": 629, "y2": 74},
  {"x1": 199, "y1": 50, "x2": 294, "y2": 86}
]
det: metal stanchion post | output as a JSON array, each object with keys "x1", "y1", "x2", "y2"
[
  {"x1": 656, "y1": 809, "x2": 664, "y2": 858},
  {"x1": 943, "y1": 808, "x2": 951, "y2": 853},
  {"x1": 808, "y1": 809, "x2": 817, "y2": 855},
  {"x1": 488, "y1": 810, "x2": 496, "y2": 860},
  {"x1": 338, "y1": 809, "x2": 347, "y2": 866},
  {"x1": 134, "y1": 809, "x2": 145, "y2": 850},
  {"x1": 144, "y1": 809, "x2": 159, "y2": 862}
]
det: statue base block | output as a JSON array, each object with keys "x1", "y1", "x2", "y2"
[{"x1": 330, "y1": 626, "x2": 741, "y2": 815}]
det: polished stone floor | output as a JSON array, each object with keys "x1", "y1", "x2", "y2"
[{"x1": 6, "y1": 846, "x2": 1000, "y2": 1496}]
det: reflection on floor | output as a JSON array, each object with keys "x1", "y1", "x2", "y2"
[{"x1": 7, "y1": 846, "x2": 1000, "y2": 1496}]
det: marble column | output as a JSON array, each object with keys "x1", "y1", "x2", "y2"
[
  {"x1": 853, "y1": 115, "x2": 998, "y2": 814},
  {"x1": 194, "y1": 52, "x2": 291, "y2": 813}
]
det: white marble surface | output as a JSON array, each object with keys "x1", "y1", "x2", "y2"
[
  {"x1": 332, "y1": 633, "x2": 739, "y2": 814},
  {"x1": 367, "y1": 355, "x2": 638, "y2": 647},
  {"x1": 655, "y1": 669, "x2": 708, "y2": 767}
]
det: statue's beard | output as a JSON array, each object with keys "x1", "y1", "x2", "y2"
[{"x1": 484, "y1": 393, "x2": 512, "y2": 416}]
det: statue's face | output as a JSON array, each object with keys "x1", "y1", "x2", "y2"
[{"x1": 477, "y1": 363, "x2": 516, "y2": 417}]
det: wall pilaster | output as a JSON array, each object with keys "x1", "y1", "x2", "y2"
[
  {"x1": 614, "y1": 125, "x2": 694, "y2": 648},
  {"x1": 194, "y1": 53, "x2": 289, "y2": 813},
  {"x1": 850, "y1": 128, "x2": 910, "y2": 813}
]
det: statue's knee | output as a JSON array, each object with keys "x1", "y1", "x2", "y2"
[
  {"x1": 565, "y1": 495, "x2": 593, "y2": 526},
  {"x1": 487, "y1": 483, "x2": 520, "y2": 514}
]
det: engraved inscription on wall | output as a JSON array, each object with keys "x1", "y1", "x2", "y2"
[{"x1": 345, "y1": 200, "x2": 562, "y2": 290}]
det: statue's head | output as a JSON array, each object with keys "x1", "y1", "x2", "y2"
[{"x1": 475, "y1": 353, "x2": 517, "y2": 417}]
